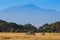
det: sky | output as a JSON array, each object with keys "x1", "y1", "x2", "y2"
[
  {"x1": 0, "y1": 0, "x2": 60, "y2": 11},
  {"x1": 0, "y1": 0, "x2": 60, "y2": 27}
]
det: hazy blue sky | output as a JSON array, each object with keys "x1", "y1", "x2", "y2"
[{"x1": 0, "y1": 0, "x2": 60, "y2": 11}]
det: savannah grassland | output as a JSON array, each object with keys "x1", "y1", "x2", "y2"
[{"x1": 0, "y1": 33, "x2": 60, "y2": 40}]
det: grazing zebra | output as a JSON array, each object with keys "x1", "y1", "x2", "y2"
[{"x1": 27, "y1": 31, "x2": 35, "y2": 36}]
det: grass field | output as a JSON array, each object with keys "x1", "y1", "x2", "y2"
[{"x1": 0, "y1": 33, "x2": 60, "y2": 40}]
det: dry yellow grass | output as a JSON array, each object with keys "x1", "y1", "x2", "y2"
[{"x1": 0, "y1": 33, "x2": 60, "y2": 40}]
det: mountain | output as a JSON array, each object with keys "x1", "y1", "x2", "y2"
[{"x1": 0, "y1": 4, "x2": 60, "y2": 27}]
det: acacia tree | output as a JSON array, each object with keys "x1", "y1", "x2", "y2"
[
  {"x1": 16, "y1": 25, "x2": 24, "y2": 32},
  {"x1": 39, "y1": 23, "x2": 50, "y2": 32},
  {"x1": 8, "y1": 22, "x2": 19, "y2": 32},
  {"x1": 0, "y1": 20, "x2": 8, "y2": 32},
  {"x1": 50, "y1": 22, "x2": 60, "y2": 33},
  {"x1": 23, "y1": 24, "x2": 37, "y2": 32}
]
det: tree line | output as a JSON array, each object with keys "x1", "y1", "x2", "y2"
[{"x1": 0, "y1": 20, "x2": 60, "y2": 33}]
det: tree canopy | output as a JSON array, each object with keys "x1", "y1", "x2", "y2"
[{"x1": 0, "y1": 20, "x2": 60, "y2": 33}]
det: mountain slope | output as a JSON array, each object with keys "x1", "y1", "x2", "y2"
[{"x1": 0, "y1": 4, "x2": 60, "y2": 27}]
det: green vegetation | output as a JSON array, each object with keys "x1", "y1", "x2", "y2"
[{"x1": 0, "y1": 20, "x2": 60, "y2": 33}]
